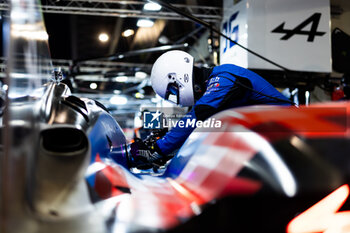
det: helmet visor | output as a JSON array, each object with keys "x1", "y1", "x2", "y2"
[{"x1": 165, "y1": 82, "x2": 180, "y2": 105}]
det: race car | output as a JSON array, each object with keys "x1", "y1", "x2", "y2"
[
  {"x1": 87, "y1": 97, "x2": 350, "y2": 233},
  {"x1": 8, "y1": 78, "x2": 348, "y2": 233}
]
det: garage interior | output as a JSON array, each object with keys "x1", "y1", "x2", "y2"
[
  {"x1": 1, "y1": 1, "x2": 350, "y2": 233},
  {"x1": 0, "y1": 0, "x2": 344, "y2": 134}
]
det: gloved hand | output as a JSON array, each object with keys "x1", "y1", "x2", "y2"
[
  {"x1": 143, "y1": 128, "x2": 168, "y2": 148},
  {"x1": 127, "y1": 138, "x2": 167, "y2": 170}
]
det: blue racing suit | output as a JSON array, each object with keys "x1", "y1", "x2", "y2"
[{"x1": 155, "y1": 64, "x2": 291, "y2": 155}]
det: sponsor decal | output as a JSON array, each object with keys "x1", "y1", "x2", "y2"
[
  {"x1": 222, "y1": 11, "x2": 239, "y2": 54},
  {"x1": 209, "y1": 76, "x2": 220, "y2": 84}
]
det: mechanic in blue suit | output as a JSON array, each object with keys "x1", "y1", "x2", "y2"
[{"x1": 128, "y1": 50, "x2": 292, "y2": 169}]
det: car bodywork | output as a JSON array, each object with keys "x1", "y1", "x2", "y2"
[
  {"x1": 90, "y1": 100, "x2": 350, "y2": 232},
  {"x1": 4, "y1": 79, "x2": 349, "y2": 233}
]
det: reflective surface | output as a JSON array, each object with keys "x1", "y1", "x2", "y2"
[
  {"x1": 2, "y1": 0, "x2": 54, "y2": 232},
  {"x1": 8, "y1": 0, "x2": 51, "y2": 100}
]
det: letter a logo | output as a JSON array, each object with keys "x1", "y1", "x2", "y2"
[{"x1": 271, "y1": 13, "x2": 326, "y2": 42}]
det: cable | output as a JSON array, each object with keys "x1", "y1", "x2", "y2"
[{"x1": 148, "y1": 0, "x2": 291, "y2": 72}]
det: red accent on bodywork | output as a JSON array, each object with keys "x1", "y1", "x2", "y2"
[
  {"x1": 207, "y1": 131, "x2": 257, "y2": 153},
  {"x1": 217, "y1": 103, "x2": 350, "y2": 142},
  {"x1": 95, "y1": 171, "x2": 125, "y2": 199},
  {"x1": 220, "y1": 177, "x2": 262, "y2": 197},
  {"x1": 94, "y1": 153, "x2": 130, "y2": 199}
]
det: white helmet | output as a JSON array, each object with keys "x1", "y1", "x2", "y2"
[{"x1": 150, "y1": 50, "x2": 194, "y2": 106}]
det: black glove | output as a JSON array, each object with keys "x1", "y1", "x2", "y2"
[
  {"x1": 143, "y1": 128, "x2": 168, "y2": 148},
  {"x1": 127, "y1": 138, "x2": 167, "y2": 170}
]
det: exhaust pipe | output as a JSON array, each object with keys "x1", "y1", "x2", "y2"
[{"x1": 29, "y1": 127, "x2": 93, "y2": 219}]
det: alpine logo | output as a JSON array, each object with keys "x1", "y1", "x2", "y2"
[{"x1": 271, "y1": 13, "x2": 326, "y2": 42}]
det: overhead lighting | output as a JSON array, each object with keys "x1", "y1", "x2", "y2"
[
  {"x1": 115, "y1": 76, "x2": 128, "y2": 82},
  {"x1": 214, "y1": 39, "x2": 219, "y2": 47},
  {"x1": 122, "y1": 29, "x2": 134, "y2": 37},
  {"x1": 137, "y1": 19, "x2": 154, "y2": 28},
  {"x1": 135, "y1": 92, "x2": 144, "y2": 99},
  {"x1": 12, "y1": 30, "x2": 49, "y2": 41},
  {"x1": 98, "y1": 33, "x2": 109, "y2": 42},
  {"x1": 89, "y1": 82, "x2": 97, "y2": 90},
  {"x1": 135, "y1": 71, "x2": 147, "y2": 79},
  {"x1": 11, "y1": 24, "x2": 49, "y2": 41},
  {"x1": 11, "y1": 11, "x2": 29, "y2": 21},
  {"x1": 143, "y1": 2, "x2": 162, "y2": 11},
  {"x1": 158, "y1": 35, "x2": 169, "y2": 44},
  {"x1": 110, "y1": 96, "x2": 128, "y2": 105},
  {"x1": 75, "y1": 75, "x2": 105, "y2": 81}
]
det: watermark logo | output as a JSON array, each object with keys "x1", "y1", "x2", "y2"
[
  {"x1": 142, "y1": 107, "x2": 347, "y2": 133},
  {"x1": 143, "y1": 110, "x2": 163, "y2": 129},
  {"x1": 164, "y1": 118, "x2": 222, "y2": 129},
  {"x1": 143, "y1": 109, "x2": 222, "y2": 130}
]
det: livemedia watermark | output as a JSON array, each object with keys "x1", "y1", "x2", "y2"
[
  {"x1": 143, "y1": 110, "x2": 222, "y2": 129},
  {"x1": 143, "y1": 110, "x2": 221, "y2": 130},
  {"x1": 141, "y1": 106, "x2": 348, "y2": 133}
]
